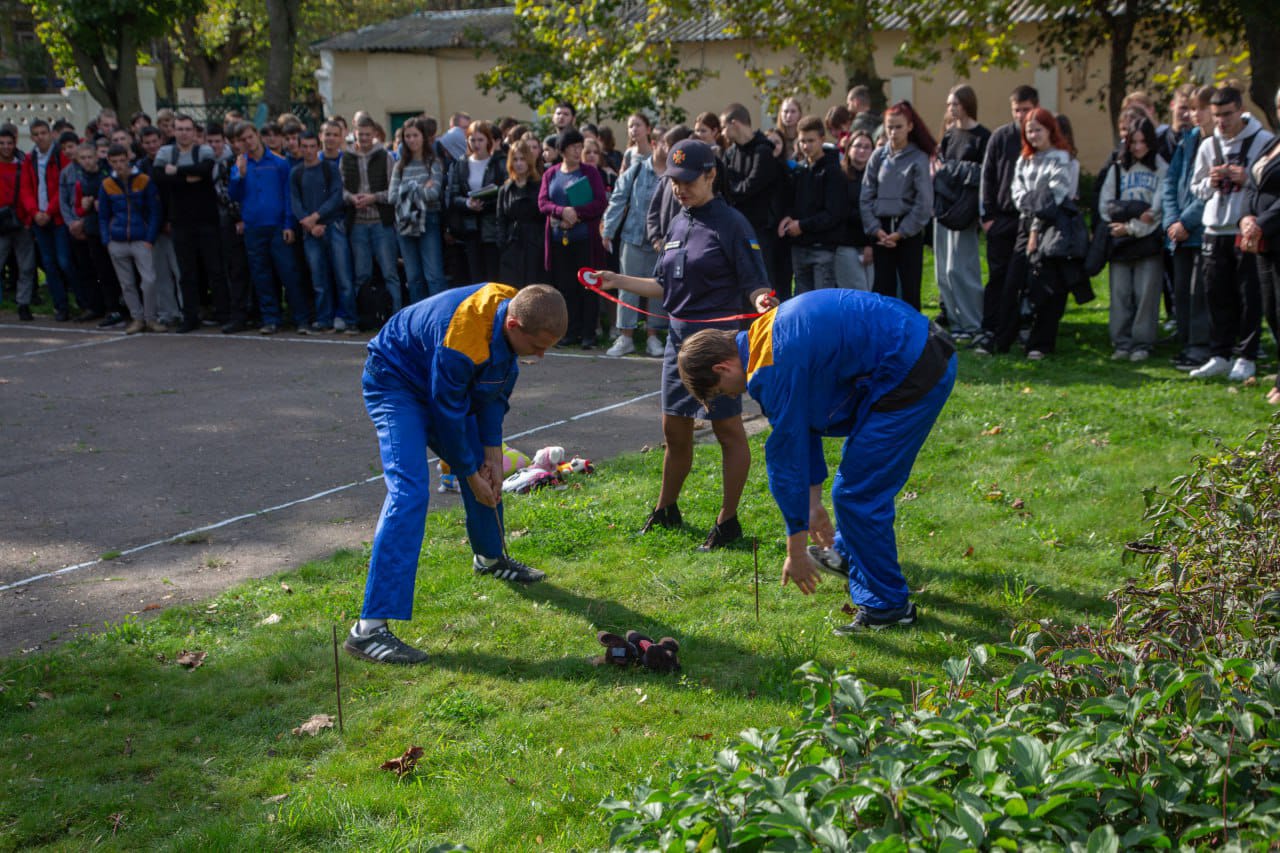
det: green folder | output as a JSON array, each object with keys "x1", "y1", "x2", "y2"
[{"x1": 564, "y1": 176, "x2": 594, "y2": 207}]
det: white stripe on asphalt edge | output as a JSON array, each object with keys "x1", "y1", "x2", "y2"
[
  {"x1": 0, "y1": 334, "x2": 134, "y2": 361},
  {"x1": 0, "y1": 388, "x2": 662, "y2": 593},
  {"x1": 0, "y1": 323, "x2": 653, "y2": 359}
]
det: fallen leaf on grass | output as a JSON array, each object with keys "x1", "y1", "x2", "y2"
[
  {"x1": 504, "y1": 776, "x2": 517, "y2": 786},
  {"x1": 900, "y1": 491, "x2": 918, "y2": 502},
  {"x1": 176, "y1": 650, "x2": 206, "y2": 669},
  {"x1": 639, "y1": 444, "x2": 652, "y2": 453},
  {"x1": 1039, "y1": 411, "x2": 1057, "y2": 420},
  {"x1": 981, "y1": 425, "x2": 1003, "y2": 436},
  {"x1": 841, "y1": 603, "x2": 856, "y2": 616},
  {"x1": 380, "y1": 745, "x2": 425, "y2": 777},
  {"x1": 1021, "y1": 386, "x2": 1032, "y2": 394},
  {"x1": 280, "y1": 582, "x2": 293, "y2": 594},
  {"x1": 1244, "y1": 375, "x2": 1258, "y2": 387},
  {"x1": 263, "y1": 794, "x2": 288, "y2": 804},
  {"x1": 963, "y1": 546, "x2": 975, "y2": 558},
  {"x1": 292, "y1": 714, "x2": 334, "y2": 737},
  {"x1": 36, "y1": 691, "x2": 53, "y2": 701},
  {"x1": 691, "y1": 733, "x2": 712, "y2": 740},
  {"x1": 258, "y1": 613, "x2": 281, "y2": 626},
  {"x1": 1011, "y1": 498, "x2": 1025, "y2": 509}
]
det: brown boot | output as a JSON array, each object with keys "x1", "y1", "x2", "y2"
[{"x1": 124, "y1": 319, "x2": 146, "y2": 335}]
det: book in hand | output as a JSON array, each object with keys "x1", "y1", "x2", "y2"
[{"x1": 467, "y1": 184, "x2": 500, "y2": 200}]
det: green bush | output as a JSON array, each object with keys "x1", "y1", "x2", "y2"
[{"x1": 601, "y1": 419, "x2": 1280, "y2": 851}]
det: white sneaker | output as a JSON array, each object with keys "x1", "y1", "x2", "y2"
[
  {"x1": 1228, "y1": 357, "x2": 1256, "y2": 382},
  {"x1": 1129, "y1": 349, "x2": 1149, "y2": 362},
  {"x1": 333, "y1": 317, "x2": 347, "y2": 332},
  {"x1": 606, "y1": 335, "x2": 635, "y2": 357},
  {"x1": 1189, "y1": 356, "x2": 1230, "y2": 378},
  {"x1": 645, "y1": 335, "x2": 665, "y2": 357}
]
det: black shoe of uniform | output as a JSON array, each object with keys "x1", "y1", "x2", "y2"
[
  {"x1": 54, "y1": 309, "x2": 70, "y2": 322},
  {"x1": 697, "y1": 515, "x2": 742, "y2": 551},
  {"x1": 639, "y1": 503, "x2": 682, "y2": 533},
  {"x1": 833, "y1": 602, "x2": 919, "y2": 635},
  {"x1": 343, "y1": 625, "x2": 429, "y2": 664},
  {"x1": 17, "y1": 304, "x2": 33, "y2": 321},
  {"x1": 473, "y1": 553, "x2": 546, "y2": 583},
  {"x1": 222, "y1": 319, "x2": 248, "y2": 334},
  {"x1": 806, "y1": 545, "x2": 850, "y2": 579},
  {"x1": 176, "y1": 319, "x2": 201, "y2": 334}
]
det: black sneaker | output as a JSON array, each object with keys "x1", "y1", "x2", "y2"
[
  {"x1": 697, "y1": 515, "x2": 742, "y2": 551},
  {"x1": 343, "y1": 625, "x2": 429, "y2": 664},
  {"x1": 639, "y1": 503, "x2": 682, "y2": 533},
  {"x1": 54, "y1": 309, "x2": 70, "y2": 322},
  {"x1": 806, "y1": 545, "x2": 850, "y2": 579},
  {"x1": 473, "y1": 553, "x2": 546, "y2": 583},
  {"x1": 833, "y1": 602, "x2": 918, "y2": 635},
  {"x1": 17, "y1": 304, "x2": 33, "y2": 321},
  {"x1": 97, "y1": 311, "x2": 124, "y2": 327}
]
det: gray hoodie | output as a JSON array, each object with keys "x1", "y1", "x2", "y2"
[
  {"x1": 860, "y1": 142, "x2": 933, "y2": 238},
  {"x1": 1191, "y1": 115, "x2": 1275, "y2": 235}
]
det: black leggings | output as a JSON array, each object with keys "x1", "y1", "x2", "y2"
[{"x1": 549, "y1": 238, "x2": 595, "y2": 342}]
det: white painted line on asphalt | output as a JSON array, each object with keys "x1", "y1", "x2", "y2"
[
  {"x1": 0, "y1": 388, "x2": 663, "y2": 593},
  {"x1": 0, "y1": 334, "x2": 133, "y2": 361}
]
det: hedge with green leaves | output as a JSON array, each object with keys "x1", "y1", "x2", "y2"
[{"x1": 602, "y1": 420, "x2": 1280, "y2": 851}]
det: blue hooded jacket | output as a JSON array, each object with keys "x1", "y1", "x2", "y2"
[{"x1": 1161, "y1": 126, "x2": 1206, "y2": 249}]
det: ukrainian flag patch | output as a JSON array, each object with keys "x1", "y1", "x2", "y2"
[{"x1": 749, "y1": 240, "x2": 761, "y2": 251}]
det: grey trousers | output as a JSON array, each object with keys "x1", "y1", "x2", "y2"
[
  {"x1": 151, "y1": 232, "x2": 182, "y2": 322},
  {"x1": 834, "y1": 245, "x2": 874, "y2": 291},
  {"x1": 108, "y1": 241, "x2": 157, "y2": 322},
  {"x1": 1109, "y1": 254, "x2": 1163, "y2": 352},
  {"x1": 792, "y1": 245, "x2": 837, "y2": 293},
  {"x1": 0, "y1": 227, "x2": 36, "y2": 305},
  {"x1": 615, "y1": 241, "x2": 667, "y2": 331},
  {"x1": 934, "y1": 222, "x2": 983, "y2": 336}
]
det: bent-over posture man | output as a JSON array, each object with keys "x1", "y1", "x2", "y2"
[
  {"x1": 678, "y1": 288, "x2": 956, "y2": 632},
  {"x1": 346, "y1": 283, "x2": 568, "y2": 664}
]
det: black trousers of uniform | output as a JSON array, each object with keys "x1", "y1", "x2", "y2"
[
  {"x1": 174, "y1": 222, "x2": 228, "y2": 326},
  {"x1": 1203, "y1": 234, "x2": 1261, "y2": 361}
]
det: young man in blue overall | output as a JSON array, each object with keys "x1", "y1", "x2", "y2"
[
  {"x1": 677, "y1": 288, "x2": 956, "y2": 632},
  {"x1": 346, "y1": 283, "x2": 568, "y2": 664}
]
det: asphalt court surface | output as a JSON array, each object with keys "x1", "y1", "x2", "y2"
[{"x1": 0, "y1": 318, "x2": 689, "y2": 655}]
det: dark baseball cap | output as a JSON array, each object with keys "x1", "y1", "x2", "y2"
[{"x1": 666, "y1": 139, "x2": 716, "y2": 182}]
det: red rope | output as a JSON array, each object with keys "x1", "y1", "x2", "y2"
[{"x1": 577, "y1": 268, "x2": 772, "y2": 324}]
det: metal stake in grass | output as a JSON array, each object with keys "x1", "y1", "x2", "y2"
[
  {"x1": 331, "y1": 625, "x2": 344, "y2": 733},
  {"x1": 753, "y1": 537, "x2": 760, "y2": 622}
]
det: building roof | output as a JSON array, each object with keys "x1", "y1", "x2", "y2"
[{"x1": 312, "y1": 6, "x2": 517, "y2": 53}]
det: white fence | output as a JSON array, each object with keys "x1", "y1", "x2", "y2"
[{"x1": 0, "y1": 67, "x2": 156, "y2": 145}]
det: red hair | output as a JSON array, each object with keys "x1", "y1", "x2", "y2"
[
  {"x1": 884, "y1": 101, "x2": 937, "y2": 157},
  {"x1": 1020, "y1": 108, "x2": 1071, "y2": 158}
]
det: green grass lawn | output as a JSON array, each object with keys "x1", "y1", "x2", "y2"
[{"x1": 2, "y1": 270, "x2": 1278, "y2": 850}]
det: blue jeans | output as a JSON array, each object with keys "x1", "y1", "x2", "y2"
[
  {"x1": 350, "y1": 221, "x2": 402, "y2": 313},
  {"x1": 832, "y1": 355, "x2": 956, "y2": 610},
  {"x1": 243, "y1": 226, "x2": 307, "y2": 327},
  {"x1": 303, "y1": 223, "x2": 356, "y2": 326},
  {"x1": 32, "y1": 223, "x2": 83, "y2": 312},
  {"x1": 398, "y1": 214, "x2": 445, "y2": 304},
  {"x1": 360, "y1": 354, "x2": 504, "y2": 620}
]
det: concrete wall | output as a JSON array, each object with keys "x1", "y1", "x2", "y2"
[
  {"x1": 0, "y1": 67, "x2": 157, "y2": 146},
  {"x1": 322, "y1": 28, "x2": 1244, "y2": 172}
]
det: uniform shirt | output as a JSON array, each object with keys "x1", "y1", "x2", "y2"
[
  {"x1": 367, "y1": 283, "x2": 518, "y2": 479},
  {"x1": 654, "y1": 196, "x2": 768, "y2": 321},
  {"x1": 737, "y1": 289, "x2": 929, "y2": 534}
]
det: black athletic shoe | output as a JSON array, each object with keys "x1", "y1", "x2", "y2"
[
  {"x1": 17, "y1": 304, "x2": 33, "y2": 321},
  {"x1": 806, "y1": 545, "x2": 850, "y2": 579},
  {"x1": 97, "y1": 311, "x2": 124, "y2": 327},
  {"x1": 697, "y1": 515, "x2": 742, "y2": 552},
  {"x1": 639, "y1": 503, "x2": 682, "y2": 533},
  {"x1": 343, "y1": 625, "x2": 429, "y2": 664},
  {"x1": 473, "y1": 553, "x2": 546, "y2": 583},
  {"x1": 833, "y1": 602, "x2": 918, "y2": 635},
  {"x1": 175, "y1": 319, "x2": 201, "y2": 334},
  {"x1": 54, "y1": 309, "x2": 70, "y2": 322}
]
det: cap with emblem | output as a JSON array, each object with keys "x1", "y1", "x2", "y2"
[{"x1": 666, "y1": 139, "x2": 716, "y2": 182}]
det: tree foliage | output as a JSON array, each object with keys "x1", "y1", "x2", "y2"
[
  {"x1": 28, "y1": 0, "x2": 200, "y2": 116},
  {"x1": 476, "y1": 0, "x2": 715, "y2": 124}
]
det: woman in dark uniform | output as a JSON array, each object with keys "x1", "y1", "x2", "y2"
[{"x1": 600, "y1": 139, "x2": 776, "y2": 551}]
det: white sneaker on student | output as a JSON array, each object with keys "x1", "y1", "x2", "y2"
[
  {"x1": 606, "y1": 335, "x2": 635, "y2": 357},
  {"x1": 1228, "y1": 357, "x2": 1256, "y2": 382},
  {"x1": 645, "y1": 335, "x2": 665, "y2": 357},
  {"x1": 1189, "y1": 356, "x2": 1230, "y2": 378}
]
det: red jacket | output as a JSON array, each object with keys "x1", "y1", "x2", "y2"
[
  {"x1": 19, "y1": 146, "x2": 64, "y2": 226},
  {"x1": 0, "y1": 158, "x2": 24, "y2": 221}
]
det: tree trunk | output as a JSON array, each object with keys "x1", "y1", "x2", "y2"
[
  {"x1": 1106, "y1": 10, "x2": 1134, "y2": 142},
  {"x1": 69, "y1": 41, "x2": 118, "y2": 111},
  {"x1": 115, "y1": 29, "x2": 142, "y2": 119},
  {"x1": 265, "y1": 0, "x2": 301, "y2": 117},
  {"x1": 178, "y1": 18, "x2": 243, "y2": 104},
  {"x1": 842, "y1": 0, "x2": 887, "y2": 111},
  {"x1": 1242, "y1": 4, "x2": 1279, "y2": 129}
]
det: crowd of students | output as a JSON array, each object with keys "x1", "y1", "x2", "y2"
[{"x1": 2, "y1": 82, "x2": 1279, "y2": 402}]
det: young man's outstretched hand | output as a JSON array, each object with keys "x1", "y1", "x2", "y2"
[{"x1": 782, "y1": 487, "x2": 837, "y2": 595}]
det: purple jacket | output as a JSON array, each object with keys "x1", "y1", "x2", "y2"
[{"x1": 537, "y1": 162, "x2": 607, "y2": 271}]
